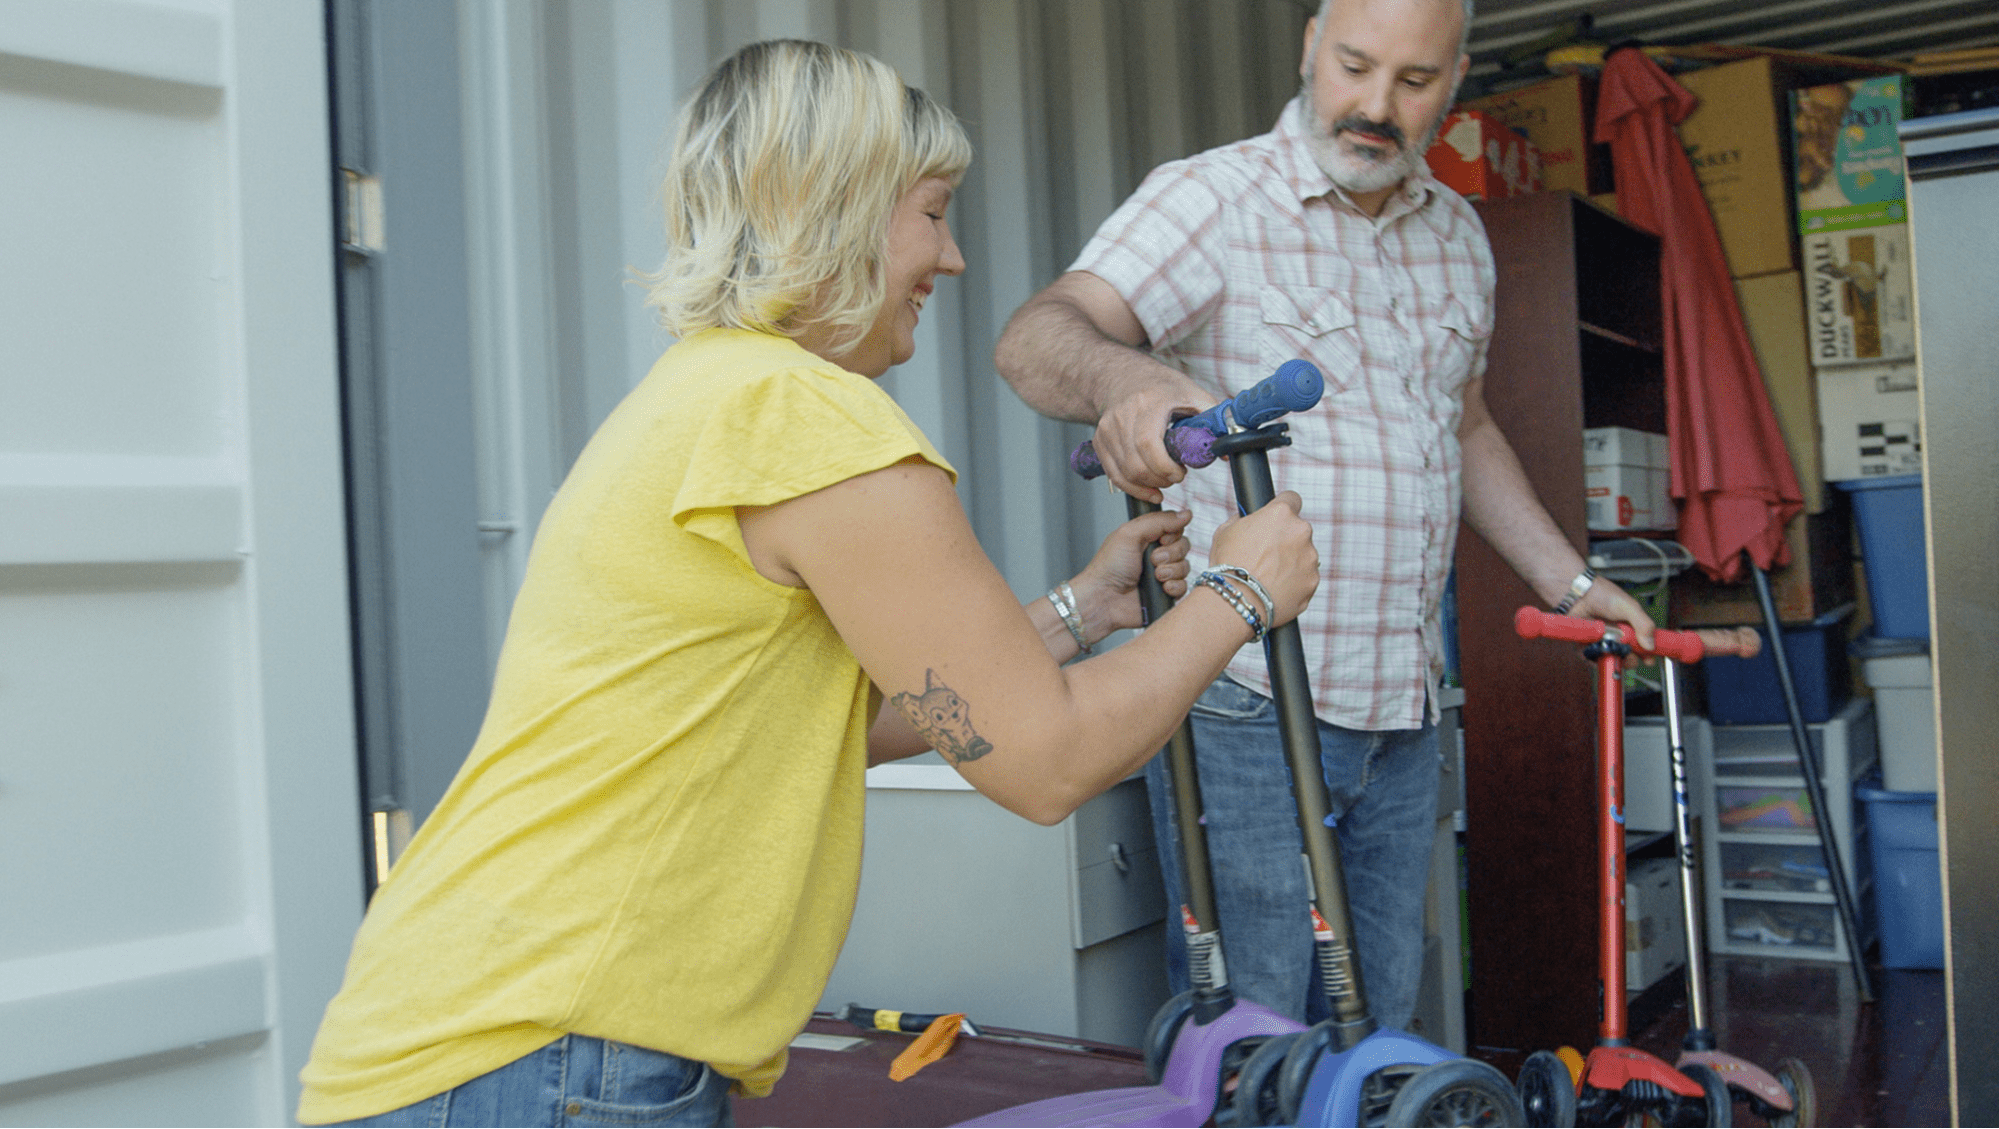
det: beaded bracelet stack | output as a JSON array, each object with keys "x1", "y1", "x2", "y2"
[{"x1": 1193, "y1": 564, "x2": 1274, "y2": 643}]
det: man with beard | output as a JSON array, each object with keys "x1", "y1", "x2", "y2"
[{"x1": 995, "y1": 0, "x2": 1653, "y2": 1030}]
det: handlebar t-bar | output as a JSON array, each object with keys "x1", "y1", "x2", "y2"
[
  {"x1": 1512, "y1": 606, "x2": 1707, "y2": 664},
  {"x1": 1071, "y1": 360, "x2": 1324, "y2": 481}
]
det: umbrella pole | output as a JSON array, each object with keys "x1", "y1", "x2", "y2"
[{"x1": 1747, "y1": 553, "x2": 1876, "y2": 1003}]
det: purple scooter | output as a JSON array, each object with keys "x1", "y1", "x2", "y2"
[{"x1": 956, "y1": 363, "x2": 1323, "y2": 1128}]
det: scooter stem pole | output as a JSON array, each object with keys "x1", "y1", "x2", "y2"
[
  {"x1": 1221, "y1": 434, "x2": 1374, "y2": 1049},
  {"x1": 1126, "y1": 494, "x2": 1234, "y2": 1024},
  {"x1": 1661, "y1": 657, "x2": 1715, "y2": 1046},
  {"x1": 1594, "y1": 645, "x2": 1629, "y2": 1045}
]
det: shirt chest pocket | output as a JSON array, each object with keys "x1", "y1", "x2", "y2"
[
  {"x1": 1260, "y1": 286, "x2": 1360, "y2": 391},
  {"x1": 1430, "y1": 293, "x2": 1492, "y2": 396}
]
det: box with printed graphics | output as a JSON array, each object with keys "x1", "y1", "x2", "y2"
[{"x1": 1801, "y1": 222, "x2": 1914, "y2": 367}]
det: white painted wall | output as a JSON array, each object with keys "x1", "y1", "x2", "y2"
[{"x1": 0, "y1": 0, "x2": 361, "y2": 1123}]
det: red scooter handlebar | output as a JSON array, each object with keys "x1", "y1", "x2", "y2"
[{"x1": 1512, "y1": 607, "x2": 1760, "y2": 664}]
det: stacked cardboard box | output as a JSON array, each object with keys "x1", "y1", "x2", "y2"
[
  {"x1": 1455, "y1": 73, "x2": 1611, "y2": 196},
  {"x1": 1424, "y1": 110, "x2": 1542, "y2": 201},
  {"x1": 1792, "y1": 74, "x2": 1923, "y2": 485}
]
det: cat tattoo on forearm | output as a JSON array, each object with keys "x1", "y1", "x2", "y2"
[{"x1": 892, "y1": 669, "x2": 994, "y2": 765}]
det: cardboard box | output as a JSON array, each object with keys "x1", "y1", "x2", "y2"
[
  {"x1": 1672, "y1": 504, "x2": 1855, "y2": 626},
  {"x1": 1627, "y1": 856, "x2": 1688, "y2": 991},
  {"x1": 1674, "y1": 55, "x2": 1896, "y2": 279},
  {"x1": 1425, "y1": 110, "x2": 1542, "y2": 201},
  {"x1": 1677, "y1": 57, "x2": 1799, "y2": 279},
  {"x1": 1793, "y1": 75, "x2": 1909, "y2": 233},
  {"x1": 1817, "y1": 362, "x2": 1922, "y2": 480},
  {"x1": 1456, "y1": 74, "x2": 1610, "y2": 196},
  {"x1": 1802, "y1": 223, "x2": 1916, "y2": 367},
  {"x1": 1584, "y1": 427, "x2": 1671, "y2": 532},
  {"x1": 1734, "y1": 271, "x2": 1826, "y2": 512}
]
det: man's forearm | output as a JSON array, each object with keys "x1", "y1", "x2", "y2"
[
  {"x1": 995, "y1": 282, "x2": 1196, "y2": 424},
  {"x1": 1459, "y1": 414, "x2": 1589, "y2": 607}
]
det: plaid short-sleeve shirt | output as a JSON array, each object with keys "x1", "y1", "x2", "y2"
[{"x1": 1073, "y1": 97, "x2": 1496, "y2": 731}]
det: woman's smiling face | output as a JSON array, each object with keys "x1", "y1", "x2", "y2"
[{"x1": 837, "y1": 177, "x2": 966, "y2": 378}]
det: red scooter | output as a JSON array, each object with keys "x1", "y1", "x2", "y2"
[{"x1": 1510, "y1": 609, "x2": 1778, "y2": 1127}]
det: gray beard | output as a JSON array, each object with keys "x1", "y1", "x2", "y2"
[{"x1": 1297, "y1": 84, "x2": 1456, "y2": 197}]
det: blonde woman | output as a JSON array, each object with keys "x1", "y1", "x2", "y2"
[{"x1": 297, "y1": 39, "x2": 1319, "y2": 1128}]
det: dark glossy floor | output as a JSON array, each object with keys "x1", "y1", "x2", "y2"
[
  {"x1": 1627, "y1": 955, "x2": 1951, "y2": 1127},
  {"x1": 739, "y1": 956, "x2": 1950, "y2": 1126}
]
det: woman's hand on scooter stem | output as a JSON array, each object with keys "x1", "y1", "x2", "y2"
[
  {"x1": 1067, "y1": 508, "x2": 1195, "y2": 636},
  {"x1": 1208, "y1": 491, "x2": 1320, "y2": 626},
  {"x1": 1090, "y1": 379, "x2": 1219, "y2": 503}
]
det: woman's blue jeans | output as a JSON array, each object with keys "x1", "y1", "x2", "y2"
[
  {"x1": 1143, "y1": 676, "x2": 1441, "y2": 1030},
  {"x1": 329, "y1": 1034, "x2": 733, "y2": 1127}
]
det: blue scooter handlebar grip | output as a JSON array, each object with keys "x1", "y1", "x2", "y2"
[{"x1": 1228, "y1": 359, "x2": 1324, "y2": 430}]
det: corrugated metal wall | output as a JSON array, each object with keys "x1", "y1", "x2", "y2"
[{"x1": 458, "y1": 0, "x2": 1309, "y2": 635}]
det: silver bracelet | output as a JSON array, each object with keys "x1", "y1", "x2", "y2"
[
  {"x1": 1049, "y1": 581, "x2": 1091, "y2": 655},
  {"x1": 1205, "y1": 564, "x2": 1274, "y2": 628},
  {"x1": 1194, "y1": 571, "x2": 1265, "y2": 643},
  {"x1": 1552, "y1": 567, "x2": 1597, "y2": 615}
]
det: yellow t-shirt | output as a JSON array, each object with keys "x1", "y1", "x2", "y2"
[{"x1": 297, "y1": 328, "x2": 954, "y2": 1124}]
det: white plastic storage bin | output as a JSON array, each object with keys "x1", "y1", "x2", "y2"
[
  {"x1": 1699, "y1": 698, "x2": 1877, "y2": 963},
  {"x1": 1860, "y1": 643, "x2": 1937, "y2": 792}
]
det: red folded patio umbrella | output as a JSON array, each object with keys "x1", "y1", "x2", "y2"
[
  {"x1": 1593, "y1": 47, "x2": 1804, "y2": 584},
  {"x1": 1593, "y1": 46, "x2": 1872, "y2": 1002}
]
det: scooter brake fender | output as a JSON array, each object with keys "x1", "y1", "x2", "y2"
[{"x1": 1676, "y1": 1049, "x2": 1793, "y2": 1110}]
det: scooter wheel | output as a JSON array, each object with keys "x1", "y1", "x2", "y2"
[
  {"x1": 1517, "y1": 1049, "x2": 1578, "y2": 1127},
  {"x1": 1383, "y1": 1058, "x2": 1526, "y2": 1128},
  {"x1": 1766, "y1": 1057, "x2": 1816, "y2": 1128},
  {"x1": 1681, "y1": 1062, "x2": 1733, "y2": 1128},
  {"x1": 1142, "y1": 992, "x2": 1195, "y2": 1084},
  {"x1": 1222, "y1": 1032, "x2": 1298, "y2": 1128},
  {"x1": 1274, "y1": 1020, "x2": 1336, "y2": 1126}
]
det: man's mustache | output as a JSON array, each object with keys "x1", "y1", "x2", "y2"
[{"x1": 1334, "y1": 115, "x2": 1404, "y2": 149}]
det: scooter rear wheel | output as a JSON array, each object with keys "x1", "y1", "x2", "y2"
[
  {"x1": 1766, "y1": 1057, "x2": 1816, "y2": 1128},
  {"x1": 1222, "y1": 1031, "x2": 1299, "y2": 1128},
  {"x1": 1517, "y1": 1049, "x2": 1578, "y2": 1127},
  {"x1": 1274, "y1": 1020, "x2": 1336, "y2": 1126},
  {"x1": 1681, "y1": 1063, "x2": 1733, "y2": 1127},
  {"x1": 1141, "y1": 992, "x2": 1195, "y2": 1084},
  {"x1": 1383, "y1": 1058, "x2": 1526, "y2": 1127}
]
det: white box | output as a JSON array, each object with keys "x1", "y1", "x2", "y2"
[
  {"x1": 1586, "y1": 463, "x2": 1651, "y2": 531},
  {"x1": 1585, "y1": 428, "x2": 1670, "y2": 532},
  {"x1": 1816, "y1": 362, "x2": 1922, "y2": 481},
  {"x1": 1802, "y1": 223, "x2": 1916, "y2": 367},
  {"x1": 1864, "y1": 652, "x2": 1937, "y2": 792},
  {"x1": 1626, "y1": 856, "x2": 1687, "y2": 991},
  {"x1": 1624, "y1": 715, "x2": 1712, "y2": 833}
]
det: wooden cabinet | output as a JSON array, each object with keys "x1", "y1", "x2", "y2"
[{"x1": 1457, "y1": 192, "x2": 1664, "y2": 1066}]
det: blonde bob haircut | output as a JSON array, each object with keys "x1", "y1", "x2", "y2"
[{"x1": 645, "y1": 39, "x2": 972, "y2": 355}]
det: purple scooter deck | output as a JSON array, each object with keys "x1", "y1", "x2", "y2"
[{"x1": 954, "y1": 1000, "x2": 1300, "y2": 1127}]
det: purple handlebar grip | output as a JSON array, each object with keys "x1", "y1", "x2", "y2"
[{"x1": 1071, "y1": 428, "x2": 1217, "y2": 481}]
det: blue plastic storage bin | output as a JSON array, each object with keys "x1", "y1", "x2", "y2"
[
  {"x1": 1702, "y1": 607, "x2": 1853, "y2": 725},
  {"x1": 1855, "y1": 774, "x2": 1943, "y2": 970},
  {"x1": 1837, "y1": 474, "x2": 1929, "y2": 640}
]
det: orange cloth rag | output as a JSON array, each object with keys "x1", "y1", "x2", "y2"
[{"x1": 888, "y1": 1013, "x2": 965, "y2": 1081}]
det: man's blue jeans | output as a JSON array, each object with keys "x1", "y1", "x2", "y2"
[
  {"x1": 330, "y1": 1034, "x2": 733, "y2": 1127},
  {"x1": 1143, "y1": 676, "x2": 1440, "y2": 1030}
]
